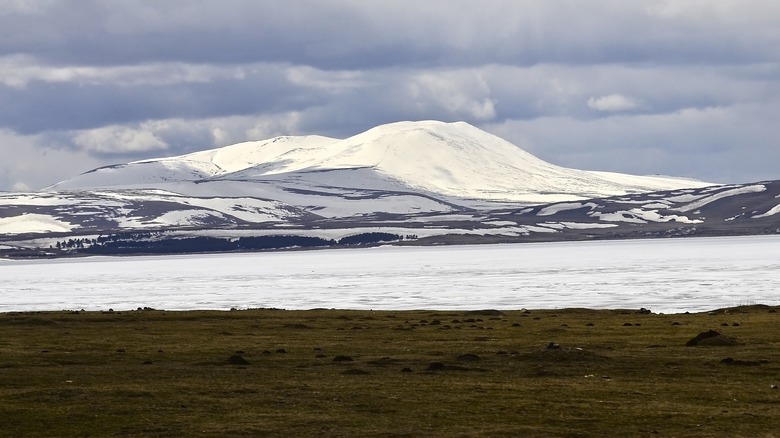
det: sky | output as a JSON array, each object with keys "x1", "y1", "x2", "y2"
[{"x1": 1, "y1": 0, "x2": 779, "y2": 191}]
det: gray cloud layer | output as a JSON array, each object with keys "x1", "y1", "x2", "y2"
[{"x1": 1, "y1": 0, "x2": 778, "y2": 190}]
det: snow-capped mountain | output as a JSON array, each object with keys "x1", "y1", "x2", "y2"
[
  {"x1": 50, "y1": 121, "x2": 710, "y2": 204},
  {"x1": 2, "y1": 120, "x2": 778, "y2": 257}
]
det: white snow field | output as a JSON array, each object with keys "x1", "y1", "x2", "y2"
[{"x1": 2, "y1": 235, "x2": 778, "y2": 314}]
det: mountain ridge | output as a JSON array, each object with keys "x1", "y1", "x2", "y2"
[
  {"x1": 3, "y1": 120, "x2": 778, "y2": 258},
  {"x1": 49, "y1": 120, "x2": 713, "y2": 204}
]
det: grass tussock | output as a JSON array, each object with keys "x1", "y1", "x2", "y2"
[{"x1": 0, "y1": 305, "x2": 779, "y2": 437}]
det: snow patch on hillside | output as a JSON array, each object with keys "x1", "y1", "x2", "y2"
[
  {"x1": 590, "y1": 209, "x2": 701, "y2": 224},
  {"x1": 537, "y1": 202, "x2": 599, "y2": 216},
  {"x1": 0, "y1": 214, "x2": 75, "y2": 234},
  {"x1": 753, "y1": 204, "x2": 780, "y2": 218},
  {"x1": 675, "y1": 185, "x2": 766, "y2": 212}
]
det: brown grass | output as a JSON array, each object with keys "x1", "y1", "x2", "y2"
[{"x1": 0, "y1": 305, "x2": 778, "y2": 437}]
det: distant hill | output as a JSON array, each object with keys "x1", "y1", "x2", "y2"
[{"x1": 1, "y1": 120, "x2": 777, "y2": 257}]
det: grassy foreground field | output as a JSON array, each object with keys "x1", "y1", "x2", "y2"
[{"x1": 1, "y1": 306, "x2": 778, "y2": 437}]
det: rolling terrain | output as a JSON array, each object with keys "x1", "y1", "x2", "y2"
[{"x1": 1, "y1": 121, "x2": 778, "y2": 257}]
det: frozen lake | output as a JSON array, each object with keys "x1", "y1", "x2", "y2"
[{"x1": 1, "y1": 235, "x2": 779, "y2": 314}]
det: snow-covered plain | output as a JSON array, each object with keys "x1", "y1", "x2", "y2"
[{"x1": 1, "y1": 235, "x2": 778, "y2": 314}]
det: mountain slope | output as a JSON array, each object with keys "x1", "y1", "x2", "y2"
[
  {"x1": 50, "y1": 121, "x2": 712, "y2": 204},
  {"x1": 3, "y1": 179, "x2": 778, "y2": 258},
  {"x1": 9, "y1": 119, "x2": 777, "y2": 258}
]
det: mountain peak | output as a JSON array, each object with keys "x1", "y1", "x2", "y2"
[{"x1": 50, "y1": 120, "x2": 713, "y2": 203}]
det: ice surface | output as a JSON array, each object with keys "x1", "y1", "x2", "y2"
[{"x1": 1, "y1": 235, "x2": 778, "y2": 314}]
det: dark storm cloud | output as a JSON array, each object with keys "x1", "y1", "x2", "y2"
[
  {"x1": 3, "y1": 1, "x2": 777, "y2": 68},
  {"x1": 0, "y1": 63, "x2": 315, "y2": 134},
  {"x1": 0, "y1": 1, "x2": 778, "y2": 190}
]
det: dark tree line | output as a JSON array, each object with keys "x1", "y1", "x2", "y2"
[
  {"x1": 72, "y1": 232, "x2": 407, "y2": 255},
  {"x1": 339, "y1": 232, "x2": 402, "y2": 245}
]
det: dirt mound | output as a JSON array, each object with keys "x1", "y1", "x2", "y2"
[
  {"x1": 720, "y1": 357, "x2": 766, "y2": 366},
  {"x1": 515, "y1": 343, "x2": 609, "y2": 363},
  {"x1": 685, "y1": 330, "x2": 742, "y2": 347},
  {"x1": 456, "y1": 354, "x2": 481, "y2": 362},
  {"x1": 341, "y1": 369, "x2": 369, "y2": 375},
  {"x1": 227, "y1": 354, "x2": 250, "y2": 365},
  {"x1": 426, "y1": 362, "x2": 469, "y2": 372}
]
